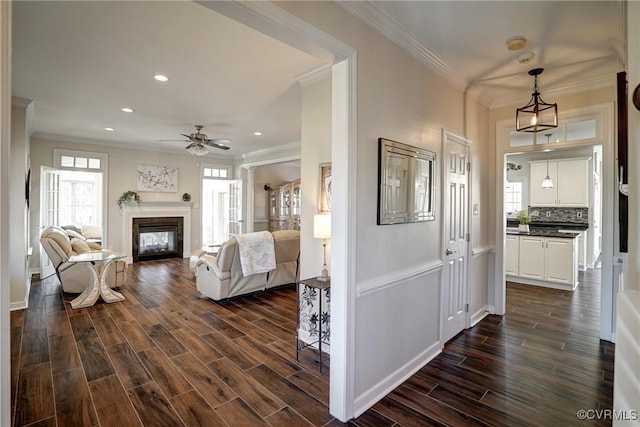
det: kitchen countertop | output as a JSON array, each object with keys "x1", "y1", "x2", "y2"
[
  {"x1": 506, "y1": 227, "x2": 580, "y2": 238},
  {"x1": 506, "y1": 219, "x2": 589, "y2": 231}
]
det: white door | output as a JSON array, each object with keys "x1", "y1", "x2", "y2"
[
  {"x1": 40, "y1": 166, "x2": 60, "y2": 277},
  {"x1": 201, "y1": 178, "x2": 243, "y2": 246},
  {"x1": 442, "y1": 130, "x2": 470, "y2": 342}
]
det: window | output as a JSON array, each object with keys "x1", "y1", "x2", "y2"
[
  {"x1": 203, "y1": 167, "x2": 229, "y2": 178},
  {"x1": 59, "y1": 154, "x2": 101, "y2": 169},
  {"x1": 505, "y1": 181, "x2": 523, "y2": 215}
]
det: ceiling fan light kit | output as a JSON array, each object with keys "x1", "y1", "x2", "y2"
[
  {"x1": 515, "y1": 68, "x2": 558, "y2": 133},
  {"x1": 186, "y1": 143, "x2": 209, "y2": 156},
  {"x1": 161, "y1": 124, "x2": 232, "y2": 155}
]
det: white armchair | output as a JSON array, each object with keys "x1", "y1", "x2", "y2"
[{"x1": 40, "y1": 226, "x2": 127, "y2": 293}]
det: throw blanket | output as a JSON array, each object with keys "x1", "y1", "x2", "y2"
[{"x1": 234, "y1": 231, "x2": 276, "y2": 276}]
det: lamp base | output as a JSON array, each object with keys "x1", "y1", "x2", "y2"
[{"x1": 317, "y1": 267, "x2": 330, "y2": 282}]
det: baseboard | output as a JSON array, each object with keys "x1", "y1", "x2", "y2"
[
  {"x1": 29, "y1": 268, "x2": 40, "y2": 278},
  {"x1": 10, "y1": 299, "x2": 27, "y2": 311},
  {"x1": 471, "y1": 305, "x2": 490, "y2": 326},
  {"x1": 353, "y1": 341, "x2": 441, "y2": 418}
]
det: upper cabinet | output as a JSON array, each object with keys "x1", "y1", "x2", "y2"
[{"x1": 530, "y1": 158, "x2": 589, "y2": 207}]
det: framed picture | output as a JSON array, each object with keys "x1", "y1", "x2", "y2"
[
  {"x1": 377, "y1": 138, "x2": 436, "y2": 225},
  {"x1": 137, "y1": 164, "x2": 178, "y2": 192},
  {"x1": 319, "y1": 163, "x2": 332, "y2": 213}
]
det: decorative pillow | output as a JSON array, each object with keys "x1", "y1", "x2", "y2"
[
  {"x1": 65, "y1": 229, "x2": 86, "y2": 241},
  {"x1": 61, "y1": 225, "x2": 82, "y2": 234},
  {"x1": 71, "y1": 239, "x2": 91, "y2": 254},
  {"x1": 81, "y1": 224, "x2": 101, "y2": 239}
]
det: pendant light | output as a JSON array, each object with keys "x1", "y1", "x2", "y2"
[
  {"x1": 516, "y1": 68, "x2": 558, "y2": 133},
  {"x1": 541, "y1": 135, "x2": 554, "y2": 188}
]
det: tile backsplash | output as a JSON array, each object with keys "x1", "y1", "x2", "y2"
[{"x1": 527, "y1": 206, "x2": 589, "y2": 224}]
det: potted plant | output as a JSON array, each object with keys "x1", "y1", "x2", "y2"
[
  {"x1": 517, "y1": 209, "x2": 532, "y2": 232},
  {"x1": 117, "y1": 190, "x2": 142, "y2": 208}
]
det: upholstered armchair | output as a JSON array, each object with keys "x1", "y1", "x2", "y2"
[{"x1": 40, "y1": 226, "x2": 127, "y2": 293}]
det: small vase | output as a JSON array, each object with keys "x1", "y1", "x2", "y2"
[{"x1": 518, "y1": 224, "x2": 530, "y2": 232}]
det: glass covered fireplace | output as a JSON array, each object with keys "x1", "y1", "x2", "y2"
[{"x1": 132, "y1": 217, "x2": 183, "y2": 262}]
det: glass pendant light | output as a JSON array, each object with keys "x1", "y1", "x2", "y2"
[{"x1": 541, "y1": 133, "x2": 554, "y2": 189}]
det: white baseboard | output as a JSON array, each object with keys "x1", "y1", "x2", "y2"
[
  {"x1": 471, "y1": 305, "x2": 490, "y2": 326},
  {"x1": 353, "y1": 341, "x2": 441, "y2": 418},
  {"x1": 10, "y1": 299, "x2": 27, "y2": 311}
]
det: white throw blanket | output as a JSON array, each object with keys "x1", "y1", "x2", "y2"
[{"x1": 233, "y1": 231, "x2": 276, "y2": 276}]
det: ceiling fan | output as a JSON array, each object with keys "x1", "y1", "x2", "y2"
[{"x1": 161, "y1": 125, "x2": 231, "y2": 155}]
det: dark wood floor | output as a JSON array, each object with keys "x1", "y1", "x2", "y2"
[{"x1": 11, "y1": 260, "x2": 613, "y2": 426}]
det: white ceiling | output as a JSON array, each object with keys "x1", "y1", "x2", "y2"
[{"x1": 12, "y1": 1, "x2": 625, "y2": 158}]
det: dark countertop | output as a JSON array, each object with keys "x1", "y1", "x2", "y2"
[
  {"x1": 506, "y1": 219, "x2": 589, "y2": 231},
  {"x1": 506, "y1": 227, "x2": 580, "y2": 239}
]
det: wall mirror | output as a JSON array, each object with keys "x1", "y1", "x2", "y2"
[{"x1": 377, "y1": 138, "x2": 436, "y2": 225}]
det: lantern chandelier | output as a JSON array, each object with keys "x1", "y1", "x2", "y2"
[{"x1": 515, "y1": 68, "x2": 558, "y2": 133}]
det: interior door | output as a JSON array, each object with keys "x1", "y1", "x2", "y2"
[
  {"x1": 40, "y1": 166, "x2": 60, "y2": 277},
  {"x1": 228, "y1": 179, "x2": 243, "y2": 235},
  {"x1": 442, "y1": 130, "x2": 470, "y2": 343},
  {"x1": 202, "y1": 178, "x2": 243, "y2": 246}
]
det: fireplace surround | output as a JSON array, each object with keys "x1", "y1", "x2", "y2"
[{"x1": 120, "y1": 202, "x2": 192, "y2": 264}]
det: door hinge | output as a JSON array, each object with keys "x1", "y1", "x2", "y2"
[
  {"x1": 465, "y1": 303, "x2": 469, "y2": 313},
  {"x1": 467, "y1": 162, "x2": 471, "y2": 172},
  {"x1": 465, "y1": 233, "x2": 470, "y2": 242}
]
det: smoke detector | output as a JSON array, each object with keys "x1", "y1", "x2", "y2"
[
  {"x1": 517, "y1": 51, "x2": 535, "y2": 64},
  {"x1": 506, "y1": 35, "x2": 527, "y2": 51}
]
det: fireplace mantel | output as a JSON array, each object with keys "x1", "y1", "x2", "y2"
[{"x1": 121, "y1": 202, "x2": 192, "y2": 264}]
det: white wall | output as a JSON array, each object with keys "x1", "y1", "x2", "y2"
[
  {"x1": 276, "y1": 1, "x2": 491, "y2": 415},
  {"x1": 29, "y1": 137, "x2": 234, "y2": 269},
  {"x1": 9, "y1": 100, "x2": 31, "y2": 309},
  {"x1": 300, "y1": 74, "x2": 332, "y2": 281},
  {"x1": 0, "y1": 2, "x2": 12, "y2": 424}
]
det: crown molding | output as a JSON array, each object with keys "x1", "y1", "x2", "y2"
[
  {"x1": 337, "y1": 1, "x2": 468, "y2": 93},
  {"x1": 240, "y1": 141, "x2": 301, "y2": 161},
  {"x1": 296, "y1": 64, "x2": 332, "y2": 87},
  {"x1": 11, "y1": 97, "x2": 32, "y2": 108},
  {"x1": 490, "y1": 74, "x2": 616, "y2": 109}
]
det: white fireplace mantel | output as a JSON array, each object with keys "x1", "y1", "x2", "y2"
[{"x1": 120, "y1": 202, "x2": 192, "y2": 264}]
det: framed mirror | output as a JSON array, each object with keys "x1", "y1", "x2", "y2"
[{"x1": 377, "y1": 138, "x2": 436, "y2": 225}]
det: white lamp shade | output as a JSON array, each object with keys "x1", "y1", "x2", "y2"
[{"x1": 313, "y1": 214, "x2": 331, "y2": 239}]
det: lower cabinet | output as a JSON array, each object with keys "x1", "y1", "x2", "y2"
[
  {"x1": 508, "y1": 234, "x2": 578, "y2": 290},
  {"x1": 505, "y1": 235, "x2": 520, "y2": 276}
]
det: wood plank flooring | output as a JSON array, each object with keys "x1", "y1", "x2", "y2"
[{"x1": 11, "y1": 260, "x2": 613, "y2": 426}]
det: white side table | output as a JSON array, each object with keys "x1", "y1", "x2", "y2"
[{"x1": 67, "y1": 251, "x2": 126, "y2": 309}]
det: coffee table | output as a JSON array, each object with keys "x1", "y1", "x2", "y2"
[{"x1": 67, "y1": 251, "x2": 126, "y2": 309}]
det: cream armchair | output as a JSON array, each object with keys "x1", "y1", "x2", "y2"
[
  {"x1": 196, "y1": 230, "x2": 300, "y2": 301},
  {"x1": 40, "y1": 226, "x2": 127, "y2": 293}
]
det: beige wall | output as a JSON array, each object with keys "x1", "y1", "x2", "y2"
[
  {"x1": 9, "y1": 101, "x2": 32, "y2": 308},
  {"x1": 276, "y1": 1, "x2": 491, "y2": 410},
  {"x1": 300, "y1": 75, "x2": 332, "y2": 281},
  {"x1": 29, "y1": 137, "x2": 234, "y2": 268}
]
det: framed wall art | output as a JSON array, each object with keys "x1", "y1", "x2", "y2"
[
  {"x1": 377, "y1": 138, "x2": 436, "y2": 225},
  {"x1": 137, "y1": 164, "x2": 178, "y2": 192},
  {"x1": 319, "y1": 163, "x2": 332, "y2": 213}
]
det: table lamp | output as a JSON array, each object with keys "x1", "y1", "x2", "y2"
[{"x1": 313, "y1": 213, "x2": 331, "y2": 281}]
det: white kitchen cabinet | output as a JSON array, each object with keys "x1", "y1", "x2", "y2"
[
  {"x1": 518, "y1": 236, "x2": 545, "y2": 280},
  {"x1": 559, "y1": 229, "x2": 586, "y2": 271},
  {"x1": 505, "y1": 235, "x2": 520, "y2": 276},
  {"x1": 529, "y1": 158, "x2": 589, "y2": 207},
  {"x1": 508, "y1": 234, "x2": 578, "y2": 289}
]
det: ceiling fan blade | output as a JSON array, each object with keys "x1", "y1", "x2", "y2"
[
  {"x1": 180, "y1": 133, "x2": 193, "y2": 139},
  {"x1": 203, "y1": 141, "x2": 230, "y2": 150},
  {"x1": 205, "y1": 138, "x2": 232, "y2": 144},
  {"x1": 158, "y1": 139, "x2": 190, "y2": 142}
]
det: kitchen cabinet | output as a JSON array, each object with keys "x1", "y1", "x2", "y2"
[
  {"x1": 507, "y1": 234, "x2": 578, "y2": 290},
  {"x1": 559, "y1": 229, "x2": 586, "y2": 271},
  {"x1": 529, "y1": 158, "x2": 589, "y2": 207},
  {"x1": 505, "y1": 235, "x2": 520, "y2": 276}
]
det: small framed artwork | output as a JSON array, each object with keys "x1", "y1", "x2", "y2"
[
  {"x1": 137, "y1": 164, "x2": 178, "y2": 192},
  {"x1": 319, "y1": 163, "x2": 332, "y2": 213}
]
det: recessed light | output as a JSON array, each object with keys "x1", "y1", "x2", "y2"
[
  {"x1": 506, "y1": 35, "x2": 527, "y2": 51},
  {"x1": 121, "y1": 107, "x2": 134, "y2": 113},
  {"x1": 154, "y1": 74, "x2": 169, "y2": 82},
  {"x1": 253, "y1": 131, "x2": 262, "y2": 136},
  {"x1": 104, "y1": 127, "x2": 115, "y2": 132}
]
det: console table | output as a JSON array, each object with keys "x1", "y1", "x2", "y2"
[
  {"x1": 296, "y1": 277, "x2": 331, "y2": 373},
  {"x1": 67, "y1": 251, "x2": 126, "y2": 309}
]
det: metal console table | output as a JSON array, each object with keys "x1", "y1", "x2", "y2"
[{"x1": 296, "y1": 277, "x2": 331, "y2": 373}]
